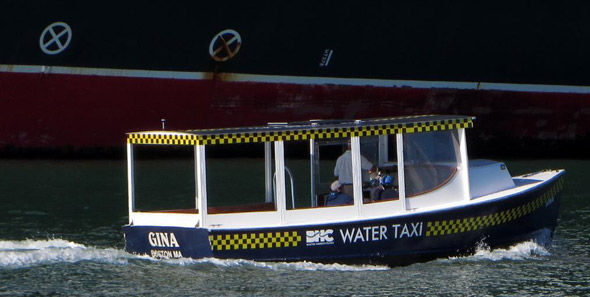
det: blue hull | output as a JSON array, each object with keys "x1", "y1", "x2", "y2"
[{"x1": 123, "y1": 173, "x2": 563, "y2": 266}]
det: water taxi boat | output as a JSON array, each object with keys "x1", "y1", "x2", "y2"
[{"x1": 122, "y1": 115, "x2": 565, "y2": 266}]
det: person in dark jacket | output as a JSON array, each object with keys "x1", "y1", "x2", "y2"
[{"x1": 325, "y1": 180, "x2": 353, "y2": 206}]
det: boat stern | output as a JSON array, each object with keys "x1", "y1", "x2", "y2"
[{"x1": 122, "y1": 225, "x2": 213, "y2": 259}]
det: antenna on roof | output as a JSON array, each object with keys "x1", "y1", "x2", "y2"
[{"x1": 161, "y1": 119, "x2": 166, "y2": 130}]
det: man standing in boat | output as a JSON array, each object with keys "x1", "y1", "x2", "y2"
[{"x1": 334, "y1": 141, "x2": 376, "y2": 198}]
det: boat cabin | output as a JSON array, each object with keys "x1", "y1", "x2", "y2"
[{"x1": 126, "y1": 115, "x2": 500, "y2": 229}]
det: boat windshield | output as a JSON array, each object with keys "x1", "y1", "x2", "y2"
[{"x1": 403, "y1": 130, "x2": 460, "y2": 197}]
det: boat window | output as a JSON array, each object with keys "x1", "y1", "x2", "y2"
[
  {"x1": 385, "y1": 134, "x2": 398, "y2": 164},
  {"x1": 366, "y1": 135, "x2": 399, "y2": 203},
  {"x1": 205, "y1": 143, "x2": 276, "y2": 214},
  {"x1": 403, "y1": 130, "x2": 460, "y2": 197},
  {"x1": 316, "y1": 140, "x2": 342, "y2": 186},
  {"x1": 360, "y1": 136, "x2": 379, "y2": 183},
  {"x1": 133, "y1": 145, "x2": 196, "y2": 212},
  {"x1": 311, "y1": 137, "x2": 380, "y2": 206},
  {"x1": 283, "y1": 140, "x2": 312, "y2": 209},
  {"x1": 313, "y1": 138, "x2": 350, "y2": 207}
]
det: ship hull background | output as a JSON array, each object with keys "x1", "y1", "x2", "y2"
[
  {"x1": 2, "y1": 1, "x2": 590, "y2": 157},
  {"x1": 123, "y1": 174, "x2": 563, "y2": 266}
]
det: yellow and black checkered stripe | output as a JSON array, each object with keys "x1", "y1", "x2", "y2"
[
  {"x1": 209, "y1": 231, "x2": 302, "y2": 251},
  {"x1": 128, "y1": 117, "x2": 473, "y2": 146},
  {"x1": 426, "y1": 177, "x2": 564, "y2": 236},
  {"x1": 128, "y1": 134, "x2": 199, "y2": 145}
]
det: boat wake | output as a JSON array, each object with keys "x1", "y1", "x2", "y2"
[
  {"x1": 0, "y1": 239, "x2": 388, "y2": 271},
  {"x1": 142, "y1": 256, "x2": 389, "y2": 271},
  {"x1": 447, "y1": 240, "x2": 551, "y2": 263},
  {"x1": 1, "y1": 237, "x2": 551, "y2": 270},
  {"x1": 191, "y1": 257, "x2": 390, "y2": 271},
  {"x1": 0, "y1": 239, "x2": 130, "y2": 269}
]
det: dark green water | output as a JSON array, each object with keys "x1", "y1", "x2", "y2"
[{"x1": 0, "y1": 159, "x2": 588, "y2": 296}]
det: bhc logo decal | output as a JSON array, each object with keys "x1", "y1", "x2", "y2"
[{"x1": 306, "y1": 229, "x2": 334, "y2": 246}]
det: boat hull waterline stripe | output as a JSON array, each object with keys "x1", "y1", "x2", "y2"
[
  {"x1": 427, "y1": 177, "x2": 563, "y2": 236},
  {"x1": 127, "y1": 118, "x2": 474, "y2": 146}
]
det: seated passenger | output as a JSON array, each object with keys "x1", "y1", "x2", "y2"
[
  {"x1": 369, "y1": 171, "x2": 384, "y2": 201},
  {"x1": 379, "y1": 175, "x2": 398, "y2": 200},
  {"x1": 325, "y1": 181, "x2": 353, "y2": 206},
  {"x1": 370, "y1": 171, "x2": 398, "y2": 201}
]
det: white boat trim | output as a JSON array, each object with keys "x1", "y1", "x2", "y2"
[{"x1": 3, "y1": 64, "x2": 590, "y2": 94}]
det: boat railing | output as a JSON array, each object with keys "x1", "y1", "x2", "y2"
[{"x1": 274, "y1": 166, "x2": 296, "y2": 209}]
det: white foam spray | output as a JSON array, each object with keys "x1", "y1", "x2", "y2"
[
  {"x1": 448, "y1": 240, "x2": 551, "y2": 263},
  {"x1": 0, "y1": 239, "x2": 131, "y2": 268},
  {"x1": 154, "y1": 256, "x2": 389, "y2": 271},
  {"x1": 0, "y1": 239, "x2": 388, "y2": 271},
  {"x1": 3, "y1": 237, "x2": 548, "y2": 270}
]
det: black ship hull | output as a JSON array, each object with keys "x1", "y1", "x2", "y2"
[{"x1": 2, "y1": 1, "x2": 590, "y2": 157}]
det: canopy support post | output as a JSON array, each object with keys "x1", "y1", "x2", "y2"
[
  {"x1": 351, "y1": 136, "x2": 363, "y2": 218},
  {"x1": 396, "y1": 133, "x2": 407, "y2": 211},
  {"x1": 458, "y1": 128, "x2": 471, "y2": 200},
  {"x1": 195, "y1": 144, "x2": 208, "y2": 227},
  {"x1": 274, "y1": 141, "x2": 286, "y2": 223},
  {"x1": 126, "y1": 142, "x2": 135, "y2": 225}
]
